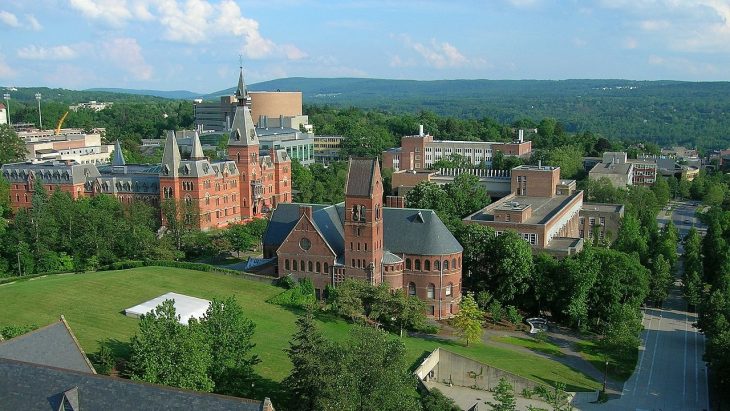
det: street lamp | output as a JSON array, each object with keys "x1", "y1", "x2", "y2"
[
  {"x1": 603, "y1": 359, "x2": 609, "y2": 393},
  {"x1": 35, "y1": 92, "x2": 42, "y2": 129},
  {"x1": 2, "y1": 93, "x2": 9, "y2": 125}
]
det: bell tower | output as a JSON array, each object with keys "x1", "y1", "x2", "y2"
[{"x1": 343, "y1": 158, "x2": 384, "y2": 285}]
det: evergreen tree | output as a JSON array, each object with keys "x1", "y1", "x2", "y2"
[
  {"x1": 487, "y1": 378, "x2": 517, "y2": 411},
  {"x1": 283, "y1": 312, "x2": 328, "y2": 411}
]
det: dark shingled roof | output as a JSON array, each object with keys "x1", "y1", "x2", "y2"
[
  {"x1": 0, "y1": 358, "x2": 266, "y2": 411},
  {"x1": 0, "y1": 318, "x2": 95, "y2": 374},
  {"x1": 265, "y1": 203, "x2": 462, "y2": 257},
  {"x1": 345, "y1": 158, "x2": 376, "y2": 197}
]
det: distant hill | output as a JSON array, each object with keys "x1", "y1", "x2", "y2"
[
  {"x1": 85, "y1": 88, "x2": 203, "y2": 100},
  {"x1": 0, "y1": 86, "x2": 166, "y2": 104}
]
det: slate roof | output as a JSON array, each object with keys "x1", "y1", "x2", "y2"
[
  {"x1": 345, "y1": 158, "x2": 376, "y2": 197},
  {"x1": 229, "y1": 106, "x2": 259, "y2": 147},
  {"x1": 265, "y1": 203, "x2": 462, "y2": 258},
  {"x1": 1, "y1": 162, "x2": 101, "y2": 185},
  {"x1": 0, "y1": 358, "x2": 267, "y2": 411},
  {"x1": 0, "y1": 318, "x2": 95, "y2": 374},
  {"x1": 112, "y1": 140, "x2": 126, "y2": 166},
  {"x1": 382, "y1": 251, "x2": 403, "y2": 264}
]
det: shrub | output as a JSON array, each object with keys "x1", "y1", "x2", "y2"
[
  {"x1": 267, "y1": 281, "x2": 316, "y2": 309},
  {"x1": 275, "y1": 274, "x2": 297, "y2": 289},
  {"x1": 505, "y1": 305, "x2": 523, "y2": 325},
  {"x1": 93, "y1": 344, "x2": 116, "y2": 375}
]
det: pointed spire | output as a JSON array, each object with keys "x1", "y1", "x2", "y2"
[
  {"x1": 228, "y1": 105, "x2": 259, "y2": 147},
  {"x1": 161, "y1": 130, "x2": 181, "y2": 177},
  {"x1": 236, "y1": 67, "x2": 247, "y2": 98},
  {"x1": 190, "y1": 131, "x2": 205, "y2": 160},
  {"x1": 112, "y1": 140, "x2": 126, "y2": 166}
]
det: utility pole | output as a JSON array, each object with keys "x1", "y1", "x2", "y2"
[
  {"x1": 35, "y1": 92, "x2": 42, "y2": 129},
  {"x1": 3, "y1": 93, "x2": 9, "y2": 125},
  {"x1": 17, "y1": 251, "x2": 22, "y2": 276}
]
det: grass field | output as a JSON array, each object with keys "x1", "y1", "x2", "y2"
[
  {"x1": 575, "y1": 340, "x2": 638, "y2": 382},
  {"x1": 0, "y1": 267, "x2": 600, "y2": 393},
  {"x1": 492, "y1": 335, "x2": 566, "y2": 357}
]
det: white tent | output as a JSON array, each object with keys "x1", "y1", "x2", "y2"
[{"x1": 124, "y1": 292, "x2": 211, "y2": 325}]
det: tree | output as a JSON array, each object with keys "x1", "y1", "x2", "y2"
[
  {"x1": 548, "y1": 145, "x2": 583, "y2": 179},
  {"x1": 332, "y1": 279, "x2": 366, "y2": 321},
  {"x1": 225, "y1": 224, "x2": 256, "y2": 256},
  {"x1": 283, "y1": 312, "x2": 328, "y2": 411},
  {"x1": 678, "y1": 177, "x2": 691, "y2": 199},
  {"x1": 422, "y1": 388, "x2": 460, "y2": 411},
  {"x1": 487, "y1": 378, "x2": 517, "y2": 411},
  {"x1": 200, "y1": 297, "x2": 259, "y2": 396},
  {"x1": 613, "y1": 214, "x2": 647, "y2": 262},
  {"x1": 445, "y1": 173, "x2": 490, "y2": 218},
  {"x1": 452, "y1": 292, "x2": 484, "y2": 346},
  {"x1": 0, "y1": 124, "x2": 26, "y2": 165},
  {"x1": 598, "y1": 304, "x2": 642, "y2": 367},
  {"x1": 405, "y1": 181, "x2": 454, "y2": 217},
  {"x1": 488, "y1": 299, "x2": 504, "y2": 325},
  {"x1": 127, "y1": 300, "x2": 214, "y2": 391},
  {"x1": 431, "y1": 153, "x2": 473, "y2": 170},
  {"x1": 484, "y1": 231, "x2": 534, "y2": 303},
  {"x1": 652, "y1": 176, "x2": 671, "y2": 206},
  {"x1": 648, "y1": 254, "x2": 672, "y2": 305}
]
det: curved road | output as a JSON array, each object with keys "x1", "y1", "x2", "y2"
[{"x1": 580, "y1": 200, "x2": 710, "y2": 411}]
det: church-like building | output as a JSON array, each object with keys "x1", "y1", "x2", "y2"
[
  {"x1": 262, "y1": 158, "x2": 463, "y2": 318},
  {"x1": 1, "y1": 70, "x2": 292, "y2": 231}
]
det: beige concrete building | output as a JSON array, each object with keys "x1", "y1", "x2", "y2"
[
  {"x1": 20, "y1": 131, "x2": 114, "y2": 165},
  {"x1": 579, "y1": 203, "x2": 624, "y2": 245},
  {"x1": 391, "y1": 168, "x2": 512, "y2": 198},
  {"x1": 313, "y1": 135, "x2": 344, "y2": 164},
  {"x1": 463, "y1": 165, "x2": 583, "y2": 257}
]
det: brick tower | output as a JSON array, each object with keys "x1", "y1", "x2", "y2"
[
  {"x1": 343, "y1": 158, "x2": 384, "y2": 285},
  {"x1": 227, "y1": 68, "x2": 262, "y2": 220}
]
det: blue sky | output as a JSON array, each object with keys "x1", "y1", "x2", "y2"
[{"x1": 1, "y1": 0, "x2": 729, "y2": 92}]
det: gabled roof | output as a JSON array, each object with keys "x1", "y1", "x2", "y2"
[
  {"x1": 161, "y1": 130, "x2": 181, "y2": 177},
  {"x1": 345, "y1": 158, "x2": 376, "y2": 197},
  {"x1": 229, "y1": 106, "x2": 259, "y2": 147},
  {"x1": 236, "y1": 67, "x2": 247, "y2": 99},
  {"x1": 0, "y1": 316, "x2": 95, "y2": 374},
  {"x1": 190, "y1": 131, "x2": 205, "y2": 160}
]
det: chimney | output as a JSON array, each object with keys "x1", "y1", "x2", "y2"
[
  {"x1": 299, "y1": 205, "x2": 313, "y2": 219},
  {"x1": 419, "y1": 124, "x2": 424, "y2": 137},
  {"x1": 538, "y1": 160, "x2": 542, "y2": 169},
  {"x1": 518, "y1": 129, "x2": 524, "y2": 143},
  {"x1": 280, "y1": 114, "x2": 284, "y2": 129}
]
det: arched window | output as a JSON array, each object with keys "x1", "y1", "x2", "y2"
[
  {"x1": 285, "y1": 259, "x2": 290, "y2": 270},
  {"x1": 308, "y1": 261, "x2": 313, "y2": 272},
  {"x1": 405, "y1": 258, "x2": 411, "y2": 270},
  {"x1": 316, "y1": 262, "x2": 321, "y2": 273},
  {"x1": 444, "y1": 259, "x2": 449, "y2": 270},
  {"x1": 424, "y1": 260, "x2": 431, "y2": 271},
  {"x1": 301, "y1": 260, "x2": 305, "y2": 272},
  {"x1": 408, "y1": 282, "x2": 416, "y2": 296},
  {"x1": 435, "y1": 260, "x2": 440, "y2": 271},
  {"x1": 427, "y1": 284, "x2": 435, "y2": 299},
  {"x1": 324, "y1": 262, "x2": 329, "y2": 273},
  {"x1": 293, "y1": 260, "x2": 298, "y2": 271},
  {"x1": 452, "y1": 258, "x2": 457, "y2": 269},
  {"x1": 446, "y1": 283, "x2": 453, "y2": 296},
  {"x1": 415, "y1": 259, "x2": 421, "y2": 271}
]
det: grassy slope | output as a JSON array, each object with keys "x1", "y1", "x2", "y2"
[
  {"x1": 0, "y1": 268, "x2": 599, "y2": 391},
  {"x1": 491, "y1": 336, "x2": 565, "y2": 357}
]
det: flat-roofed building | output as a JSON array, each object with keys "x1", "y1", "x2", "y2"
[
  {"x1": 314, "y1": 135, "x2": 344, "y2": 164},
  {"x1": 579, "y1": 202, "x2": 624, "y2": 245},
  {"x1": 382, "y1": 127, "x2": 532, "y2": 171},
  {"x1": 463, "y1": 165, "x2": 583, "y2": 257}
]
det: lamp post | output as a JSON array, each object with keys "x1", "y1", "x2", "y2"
[
  {"x1": 2, "y1": 93, "x2": 9, "y2": 125},
  {"x1": 35, "y1": 92, "x2": 42, "y2": 129},
  {"x1": 603, "y1": 359, "x2": 609, "y2": 393}
]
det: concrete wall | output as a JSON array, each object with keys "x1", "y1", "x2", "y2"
[{"x1": 416, "y1": 348, "x2": 544, "y2": 393}]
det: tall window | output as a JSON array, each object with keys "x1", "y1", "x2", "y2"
[
  {"x1": 444, "y1": 260, "x2": 449, "y2": 270},
  {"x1": 316, "y1": 262, "x2": 321, "y2": 273},
  {"x1": 424, "y1": 260, "x2": 431, "y2": 271},
  {"x1": 293, "y1": 260, "x2": 298, "y2": 271},
  {"x1": 405, "y1": 258, "x2": 411, "y2": 270},
  {"x1": 324, "y1": 262, "x2": 329, "y2": 273},
  {"x1": 408, "y1": 282, "x2": 417, "y2": 296},
  {"x1": 285, "y1": 259, "x2": 290, "y2": 270},
  {"x1": 427, "y1": 284, "x2": 435, "y2": 299},
  {"x1": 446, "y1": 283, "x2": 453, "y2": 296},
  {"x1": 415, "y1": 259, "x2": 421, "y2": 271}
]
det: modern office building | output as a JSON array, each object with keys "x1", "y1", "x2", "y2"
[{"x1": 313, "y1": 135, "x2": 344, "y2": 164}]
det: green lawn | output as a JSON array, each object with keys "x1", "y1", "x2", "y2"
[
  {"x1": 492, "y1": 335, "x2": 566, "y2": 357},
  {"x1": 0, "y1": 267, "x2": 600, "y2": 393},
  {"x1": 575, "y1": 340, "x2": 638, "y2": 382}
]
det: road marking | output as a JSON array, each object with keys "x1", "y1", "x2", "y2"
[
  {"x1": 646, "y1": 309, "x2": 663, "y2": 395},
  {"x1": 633, "y1": 310, "x2": 654, "y2": 394},
  {"x1": 695, "y1": 326, "x2": 699, "y2": 403},
  {"x1": 683, "y1": 312, "x2": 688, "y2": 401}
]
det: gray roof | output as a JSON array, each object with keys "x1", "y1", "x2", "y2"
[
  {"x1": 0, "y1": 318, "x2": 95, "y2": 374},
  {"x1": 112, "y1": 140, "x2": 126, "y2": 166},
  {"x1": 229, "y1": 106, "x2": 259, "y2": 147},
  {"x1": 190, "y1": 131, "x2": 205, "y2": 160},
  {"x1": 161, "y1": 130, "x2": 181, "y2": 177},
  {"x1": 0, "y1": 358, "x2": 267, "y2": 411},
  {"x1": 1, "y1": 162, "x2": 101, "y2": 185},
  {"x1": 345, "y1": 158, "x2": 376, "y2": 197},
  {"x1": 265, "y1": 203, "x2": 462, "y2": 257},
  {"x1": 382, "y1": 251, "x2": 403, "y2": 264}
]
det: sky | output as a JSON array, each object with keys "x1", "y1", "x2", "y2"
[{"x1": 1, "y1": 0, "x2": 729, "y2": 92}]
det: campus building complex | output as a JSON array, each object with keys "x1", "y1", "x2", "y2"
[
  {"x1": 382, "y1": 127, "x2": 532, "y2": 171},
  {"x1": 463, "y1": 165, "x2": 584, "y2": 257},
  {"x1": 262, "y1": 158, "x2": 464, "y2": 318},
  {"x1": 1, "y1": 73, "x2": 292, "y2": 231}
]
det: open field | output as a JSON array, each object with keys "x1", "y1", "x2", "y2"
[
  {"x1": 0, "y1": 267, "x2": 600, "y2": 392},
  {"x1": 492, "y1": 335, "x2": 566, "y2": 357}
]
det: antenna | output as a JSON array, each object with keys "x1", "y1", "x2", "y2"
[{"x1": 239, "y1": 54, "x2": 243, "y2": 70}]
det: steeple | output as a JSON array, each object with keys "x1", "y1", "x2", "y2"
[
  {"x1": 161, "y1": 130, "x2": 181, "y2": 177},
  {"x1": 228, "y1": 105, "x2": 259, "y2": 147},
  {"x1": 112, "y1": 140, "x2": 126, "y2": 166},
  {"x1": 190, "y1": 131, "x2": 205, "y2": 160},
  {"x1": 235, "y1": 62, "x2": 250, "y2": 107}
]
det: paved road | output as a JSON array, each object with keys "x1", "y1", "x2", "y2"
[{"x1": 580, "y1": 200, "x2": 710, "y2": 411}]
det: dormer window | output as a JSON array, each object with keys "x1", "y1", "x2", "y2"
[{"x1": 162, "y1": 164, "x2": 170, "y2": 175}]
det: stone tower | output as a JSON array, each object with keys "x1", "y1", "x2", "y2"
[{"x1": 343, "y1": 158, "x2": 384, "y2": 285}]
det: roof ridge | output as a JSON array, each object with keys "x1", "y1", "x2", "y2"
[{"x1": 58, "y1": 315, "x2": 96, "y2": 374}]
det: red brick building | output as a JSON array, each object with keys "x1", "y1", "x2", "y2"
[
  {"x1": 1, "y1": 77, "x2": 291, "y2": 231},
  {"x1": 262, "y1": 158, "x2": 463, "y2": 318}
]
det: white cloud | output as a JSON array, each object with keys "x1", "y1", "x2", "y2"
[
  {"x1": 648, "y1": 54, "x2": 718, "y2": 76},
  {"x1": 102, "y1": 37, "x2": 153, "y2": 80},
  {"x1": 505, "y1": 0, "x2": 542, "y2": 8},
  {"x1": 67, "y1": 0, "x2": 306, "y2": 60},
  {"x1": 0, "y1": 10, "x2": 20, "y2": 28},
  {"x1": 26, "y1": 14, "x2": 42, "y2": 31},
  {"x1": 0, "y1": 54, "x2": 15, "y2": 78},
  {"x1": 396, "y1": 34, "x2": 481, "y2": 69},
  {"x1": 17, "y1": 45, "x2": 79, "y2": 60},
  {"x1": 623, "y1": 37, "x2": 639, "y2": 49},
  {"x1": 639, "y1": 19, "x2": 670, "y2": 31}
]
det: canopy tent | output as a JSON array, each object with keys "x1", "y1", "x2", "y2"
[{"x1": 124, "y1": 292, "x2": 211, "y2": 325}]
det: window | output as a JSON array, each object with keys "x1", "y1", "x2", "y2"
[
  {"x1": 324, "y1": 262, "x2": 329, "y2": 273},
  {"x1": 292, "y1": 260, "x2": 298, "y2": 271},
  {"x1": 430, "y1": 305, "x2": 435, "y2": 316},
  {"x1": 308, "y1": 261, "x2": 313, "y2": 272},
  {"x1": 316, "y1": 262, "x2": 321, "y2": 273},
  {"x1": 452, "y1": 258, "x2": 457, "y2": 269},
  {"x1": 444, "y1": 260, "x2": 449, "y2": 270},
  {"x1": 285, "y1": 259, "x2": 290, "y2": 270},
  {"x1": 446, "y1": 283, "x2": 453, "y2": 296},
  {"x1": 424, "y1": 260, "x2": 431, "y2": 271},
  {"x1": 427, "y1": 284, "x2": 435, "y2": 299},
  {"x1": 415, "y1": 259, "x2": 421, "y2": 271},
  {"x1": 435, "y1": 260, "x2": 440, "y2": 270},
  {"x1": 300, "y1": 260, "x2": 305, "y2": 271},
  {"x1": 405, "y1": 258, "x2": 411, "y2": 270},
  {"x1": 408, "y1": 282, "x2": 416, "y2": 296}
]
